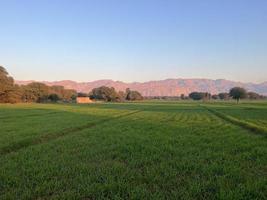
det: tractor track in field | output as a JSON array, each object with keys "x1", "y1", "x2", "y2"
[
  {"x1": 202, "y1": 106, "x2": 267, "y2": 137},
  {"x1": 0, "y1": 110, "x2": 143, "y2": 156},
  {"x1": 0, "y1": 111, "x2": 63, "y2": 120}
]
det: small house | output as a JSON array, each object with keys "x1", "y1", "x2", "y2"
[{"x1": 76, "y1": 97, "x2": 93, "y2": 104}]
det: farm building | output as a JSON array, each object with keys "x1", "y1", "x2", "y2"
[{"x1": 76, "y1": 97, "x2": 93, "y2": 104}]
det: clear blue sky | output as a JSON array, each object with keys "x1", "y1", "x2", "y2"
[{"x1": 1, "y1": 0, "x2": 267, "y2": 83}]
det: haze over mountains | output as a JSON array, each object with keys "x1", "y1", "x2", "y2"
[{"x1": 16, "y1": 79, "x2": 267, "y2": 96}]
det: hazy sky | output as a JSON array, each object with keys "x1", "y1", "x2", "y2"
[{"x1": 1, "y1": 0, "x2": 267, "y2": 83}]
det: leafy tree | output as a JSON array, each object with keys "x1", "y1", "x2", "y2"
[
  {"x1": 20, "y1": 83, "x2": 76, "y2": 103},
  {"x1": 118, "y1": 91, "x2": 126, "y2": 101},
  {"x1": 247, "y1": 92, "x2": 261, "y2": 100},
  {"x1": 22, "y1": 82, "x2": 49, "y2": 103},
  {"x1": 211, "y1": 94, "x2": 219, "y2": 100},
  {"x1": 49, "y1": 86, "x2": 64, "y2": 99},
  {"x1": 189, "y1": 92, "x2": 211, "y2": 101},
  {"x1": 77, "y1": 92, "x2": 88, "y2": 97},
  {"x1": 62, "y1": 89, "x2": 76, "y2": 102},
  {"x1": 203, "y1": 92, "x2": 211, "y2": 100},
  {"x1": 49, "y1": 85, "x2": 76, "y2": 101},
  {"x1": 125, "y1": 88, "x2": 143, "y2": 101},
  {"x1": 218, "y1": 92, "x2": 229, "y2": 100},
  {"x1": 0, "y1": 67, "x2": 78, "y2": 103},
  {"x1": 189, "y1": 92, "x2": 201, "y2": 100},
  {"x1": 90, "y1": 86, "x2": 120, "y2": 102},
  {"x1": 6, "y1": 84, "x2": 23, "y2": 103},
  {"x1": 229, "y1": 87, "x2": 247, "y2": 103},
  {"x1": 0, "y1": 66, "x2": 15, "y2": 103},
  {"x1": 89, "y1": 87, "x2": 143, "y2": 102},
  {"x1": 48, "y1": 93, "x2": 61, "y2": 102},
  {"x1": 189, "y1": 92, "x2": 203, "y2": 100}
]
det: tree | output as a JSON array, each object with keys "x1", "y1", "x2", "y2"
[
  {"x1": 62, "y1": 89, "x2": 76, "y2": 102},
  {"x1": 203, "y1": 92, "x2": 211, "y2": 101},
  {"x1": 89, "y1": 87, "x2": 143, "y2": 102},
  {"x1": 49, "y1": 86, "x2": 64, "y2": 99},
  {"x1": 229, "y1": 87, "x2": 247, "y2": 103},
  {"x1": 189, "y1": 92, "x2": 211, "y2": 101},
  {"x1": 218, "y1": 93, "x2": 229, "y2": 100},
  {"x1": 20, "y1": 83, "x2": 76, "y2": 103},
  {"x1": 49, "y1": 85, "x2": 76, "y2": 102},
  {"x1": 189, "y1": 92, "x2": 202, "y2": 100},
  {"x1": 118, "y1": 91, "x2": 126, "y2": 101},
  {"x1": 247, "y1": 92, "x2": 261, "y2": 100},
  {"x1": 48, "y1": 93, "x2": 60, "y2": 102},
  {"x1": 0, "y1": 66, "x2": 15, "y2": 103},
  {"x1": 0, "y1": 66, "x2": 78, "y2": 103},
  {"x1": 125, "y1": 88, "x2": 143, "y2": 101},
  {"x1": 189, "y1": 92, "x2": 203, "y2": 100},
  {"x1": 77, "y1": 92, "x2": 88, "y2": 97},
  {"x1": 6, "y1": 84, "x2": 23, "y2": 103},
  {"x1": 21, "y1": 82, "x2": 49, "y2": 103},
  {"x1": 211, "y1": 94, "x2": 219, "y2": 100},
  {"x1": 90, "y1": 86, "x2": 120, "y2": 102}
]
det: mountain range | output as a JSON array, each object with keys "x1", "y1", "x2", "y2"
[{"x1": 15, "y1": 79, "x2": 267, "y2": 96}]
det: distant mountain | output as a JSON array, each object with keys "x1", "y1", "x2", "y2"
[{"x1": 15, "y1": 79, "x2": 267, "y2": 96}]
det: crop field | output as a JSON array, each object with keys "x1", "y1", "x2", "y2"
[{"x1": 0, "y1": 101, "x2": 266, "y2": 199}]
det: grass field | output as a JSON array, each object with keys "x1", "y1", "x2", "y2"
[{"x1": 0, "y1": 101, "x2": 266, "y2": 199}]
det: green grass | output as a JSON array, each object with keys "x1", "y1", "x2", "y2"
[{"x1": 0, "y1": 102, "x2": 266, "y2": 199}]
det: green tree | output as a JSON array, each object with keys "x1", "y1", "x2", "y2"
[
  {"x1": 118, "y1": 91, "x2": 126, "y2": 101},
  {"x1": 229, "y1": 87, "x2": 247, "y2": 103},
  {"x1": 218, "y1": 93, "x2": 229, "y2": 100},
  {"x1": 49, "y1": 86, "x2": 64, "y2": 99},
  {"x1": 211, "y1": 94, "x2": 219, "y2": 100},
  {"x1": 48, "y1": 93, "x2": 60, "y2": 102},
  {"x1": 22, "y1": 82, "x2": 49, "y2": 103},
  {"x1": 189, "y1": 92, "x2": 203, "y2": 100},
  {"x1": 6, "y1": 84, "x2": 23, "y2": 103},
  {"x1": 189, "y1": 92, "x2": 211, "y2": 101},
  {"x1": 0, "y1": 66, "x2": 77, "y2": 103},
  {"x1": 125, "y1": 89, "x2": 143, "y2": 101},
  {"x1": 203, "y1": 92, "x2": 211, "y2": 101},
  {"x1": 247, "y1": 92, "x2": 261, "y2": 100},
  {"x1": 62, "y1": 89, "x2": 76, "y2": 102},
  {"x1": 90, "y1": 86, "x2": 120, "y2": 102},
  {"x1": 77, "y1": 92, "x2": 88, "y2": 97},
  {"x1": 0, "y1": 66, "x2": 15, "y2": 103},
  {"x1": 49, "y1": 86, "x2": 76, "y2": 102}
]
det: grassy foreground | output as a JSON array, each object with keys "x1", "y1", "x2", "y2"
[{"x1": 0, "y1": 101, "x2": 266, "y2": 199}]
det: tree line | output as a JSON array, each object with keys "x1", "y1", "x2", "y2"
[
  {"x1": 0, "y1": 66, "x2": 144, "y2": 103},
  {"x1": 188, "y1": 87, "x2": 265, "y2": 103},
  {"x1": 78, "y1": 86, "x2": 143, "y2": 102},
  {"x1": 0, "y1": 66, "x2": 76, "y2": 103},
  {"x1": 1, "y1": 66, "x2": 265, "y2": 104}
]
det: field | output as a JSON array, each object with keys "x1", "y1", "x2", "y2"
[{"x1": 0, "y1": 101, "x2": 266, "y2": 199}]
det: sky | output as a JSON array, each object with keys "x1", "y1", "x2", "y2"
[{"x1": 0, "y1": 0, "x2": 267, "y2": 83}]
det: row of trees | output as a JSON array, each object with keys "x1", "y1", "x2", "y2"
[
  {"x1": 1, "y1": 66, "x2": 265, "y2": 104},
  {"x1": 21, "y1": 84, "x2": 77, "y2": 103},
  {"x1": 1, "y1": 66, "x2": 144, "y2": 103},
  {"x1": 0, "y1": 66, "x2": 76, "y2": 103},
  {"x1": 78, "y1": 86, "x2": 144, "y2": 102},
  {"x1": 188, "y1": 87, "x2": 265, "y2": 103}
]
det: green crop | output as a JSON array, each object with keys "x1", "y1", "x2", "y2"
[{"x1": 0, "y1": 101, "x2": 266, "y2": 199}]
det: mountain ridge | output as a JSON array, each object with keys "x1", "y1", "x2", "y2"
[{"x1": 15, "y1": 78, "x2": 267, "y2": 96}]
